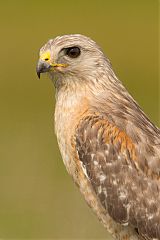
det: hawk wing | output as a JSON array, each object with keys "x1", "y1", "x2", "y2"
[{"x1": 75, "y1": 114, "x2": 160, "y2": 240}]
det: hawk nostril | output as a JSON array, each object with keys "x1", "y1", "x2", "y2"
[{"x1": 45, "y1": 58, "x2": 49, "y2": 61}]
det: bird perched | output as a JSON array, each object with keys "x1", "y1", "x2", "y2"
[{"x1": 36, "y1": 34, "x2": 160, "y2": 240}]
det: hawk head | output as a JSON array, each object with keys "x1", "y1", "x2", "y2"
[{"x1": 36, "y1": 34, "x2": 112, "y2": 89}]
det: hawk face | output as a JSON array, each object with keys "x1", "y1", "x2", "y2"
[{"x1": 36, "y1": 34, "x2": 106, "y2": 88}]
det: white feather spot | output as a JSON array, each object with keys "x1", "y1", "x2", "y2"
[
  {"x1": 99, "y1": 174, "x2": 106, "y2": 182},
  {"x1": 91, "y1": 153, "x2": 95, "y2": 160},
  {"x1": 98, "y1": 185, "x2": 102, "y2": 194},
  {"x1": 113, "y1": 180, "x2": 117, "y2": 185},
  {"x1": 80, "y1": 162, "x2": 89, "y2": 179},
  {"x1": 94, "y1": 160, "x2": 98, "y2": 166},
  {"x1": 122, "y1": 222, "x2": 129, "y2": 226},
  {"x1": 105, "y1": 150, "x2": 109, "y2": 155},
  {"x1": 102, "y1": 187, "x2": 107, "y2": 197},
  {"x1": 119, "y1": 191, "x2": 127, "y2": 200},
  {"x1": 148, "y1": 214, "x2": 154, "y2": 220}
]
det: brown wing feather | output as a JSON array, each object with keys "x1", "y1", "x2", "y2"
[{"x1": 75, "y1": 114, "x2": 160, "y2": 239}]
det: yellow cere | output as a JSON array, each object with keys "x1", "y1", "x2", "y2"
[
  {"x1": 40, "y1": 51, "x2": 51, "y2": 62},
  {"x1": 40, "y1": 51, "x2": 68, "y2": 68}
]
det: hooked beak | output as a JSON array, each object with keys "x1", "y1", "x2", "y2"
[
  {"x1": 36, "y1": 59, "x2": 51, "y2": 79},
  {"x1": 36, "y1": 59, "x2": 68, "y2": 79}
]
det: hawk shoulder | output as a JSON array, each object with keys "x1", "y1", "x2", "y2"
[{"x1": 75, "y1": 114, "x2": 160, "y2": 240}]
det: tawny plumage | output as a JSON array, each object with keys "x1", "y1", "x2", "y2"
[{"x1": 36, "y1": 34, "x2": 160, "y2": 240}]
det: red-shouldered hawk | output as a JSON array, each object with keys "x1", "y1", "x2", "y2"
[{"x1": 36, "y1": 34, "x2": 160, "y2": 240}]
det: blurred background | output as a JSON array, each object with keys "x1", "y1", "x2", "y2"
[{"x1": 0, "y1": 0, "x2": 159, "y2": 239}]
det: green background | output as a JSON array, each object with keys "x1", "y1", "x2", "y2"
[{"x1": 0, "y1": 0, "x2": 159, "y2": 239}]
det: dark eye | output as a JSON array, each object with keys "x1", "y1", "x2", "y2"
[{"x1": 66, "y1": 47, "x2": 81, "y2": 58}]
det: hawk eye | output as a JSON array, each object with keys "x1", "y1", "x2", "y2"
[{"x1": 66, "y1": 47, "x2": 81, "y2": 58}]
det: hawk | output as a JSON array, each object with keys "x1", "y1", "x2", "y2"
[{"x1": 36, "y1": 34, "x2": 160, "y2": 240}]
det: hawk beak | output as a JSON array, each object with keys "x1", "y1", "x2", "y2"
[{"x1": 36, "y1": 59, "x2": 51, "y2": 79}]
